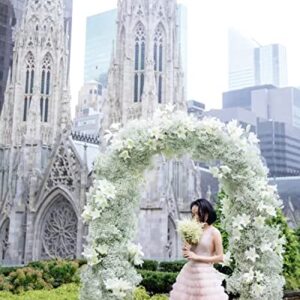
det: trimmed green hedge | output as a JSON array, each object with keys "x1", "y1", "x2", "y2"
[{"x1": 138, "y1": 270, "x2": 177, "y2": 294}]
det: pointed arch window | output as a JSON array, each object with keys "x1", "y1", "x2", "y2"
[
  {"x1": 154, "y1": 25, "x2": 164, "y2": 104},
  {"x1": 40, "y1": 54, "x2": 52, "y2": 122},
  {"x1": 133, "y1": 23, "x2": 145, "y2": 103},
  {"x1": 23, "y1": 53, "x2": 35, "y2": 122}
]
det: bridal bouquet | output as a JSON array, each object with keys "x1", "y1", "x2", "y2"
[{"x1": 177, "y1": 218, "x2": 204, "y2": 245}]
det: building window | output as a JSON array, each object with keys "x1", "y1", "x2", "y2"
[
  {"x1": 154, "y1": 25, "x2": 164, "y2": 103},
  {"x1": 40, "y1": 53, "x2": 52, "y2": 122},
  {"x1": 133, "y1": 23, "x2": 145, "y2": 103},
  {"x1": 23, "y1": 52, "x2": 35, "y2": 122}
]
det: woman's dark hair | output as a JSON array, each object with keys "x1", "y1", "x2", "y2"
[{"x1": 190, "y1": 198, "x2": 217, "y2": 225}]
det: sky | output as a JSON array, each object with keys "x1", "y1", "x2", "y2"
[{"x1": 70, "y1": 0, "x2": 300, "y2": 116}]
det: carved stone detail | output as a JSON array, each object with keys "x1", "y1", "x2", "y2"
[
  {"x1": 40, "y1": 197, "x2": 77, "y2": 259},
  {"x1": 46, "y1": 143, "x2": 80, "y2": 193},
  {"x1": 0, "y1": 219, "x2": 10, "y2": 262}
]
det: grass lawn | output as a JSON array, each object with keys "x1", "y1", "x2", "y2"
[{"x1": 0, "y1": 283, "x2": 79, "y2": 300}]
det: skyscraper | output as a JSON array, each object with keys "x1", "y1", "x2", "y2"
[
  {"x1": 228, "y1": 29, "x2": 288, "y2": 90},
  {"x1": 84, "y1": 9, "x2": 118, "y2": 85},
  {"x1": 0, "y1": 0, "x2": 73, "y2": 113},
  {"x1": 228, "y1": 29, "x2": 258, "y2": 90},
  {"x1": 255, "y1": 44, "x2": 288, "y2": 87}
]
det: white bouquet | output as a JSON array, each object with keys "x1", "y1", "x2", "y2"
[{"x1": 177, "y1": 218, "x2": 204, "y2": 245}]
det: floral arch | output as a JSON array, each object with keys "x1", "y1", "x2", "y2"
[{"x1": 80, "y1": 108, "x2": 285, "y2": 300}]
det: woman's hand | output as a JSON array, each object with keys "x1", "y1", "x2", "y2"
[
  {"x1": 182, "y1": 242, "x2": 192, "y2": 251},
  {"x1": 182, "y1": 250, "x2": 198, "y2": 261}
]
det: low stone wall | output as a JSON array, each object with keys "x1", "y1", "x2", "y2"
[{"x1": 284, "y1": 291, "x2": 300, "y2": 300}]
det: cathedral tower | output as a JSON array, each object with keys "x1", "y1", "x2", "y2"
[
  {"x1": 104, "y1": 0, "x2": 186, "y2": 127},
  {"x1": 0, "y1": 0, "x2": 72, "y2": 264}
]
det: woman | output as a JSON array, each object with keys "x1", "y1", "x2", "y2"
[{"x1": 170, "y1": 198, "x2": 228, "y2": 300}]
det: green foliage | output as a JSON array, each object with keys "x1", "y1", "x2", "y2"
[
  {"x1": 213, "y1": 191, "x2": 234, "y2": 277},
  {"x1": 0, "y1": 283, "x2": 79, "y2": 300},
  {"x1": 0, "y1": 259, "x2": 80, "y2": 294},
  {"x1": 0, "y1": 267, "x2": 18, "y2": 277},
  {"x1": 158, "y1": 260, "x2": 186, "y2": 273},
  {"x1": 27, "y1": 259, "x2": 80, "y2": 288},
  {"x1": 133, "y1": 287, "x2": 150, "y2": 300},
  {"x1": 0, "y1": 284, "x2": 167, "y2": 300},
  {"x1": 137, "y1": 260, "x2": 159, "y2": 271},
  {"x1": 295, "y1": 226, "x2": 300, "y2": 244},
  {"x1": 138, "y1": 270, "x2": 177, "y2": 294},
  {"x1": 268, "y1": 209, "x2": 300, "y2": 290},
  {"x1": 149, "y1": 295, "x2": 168, "y2": 300},
  {"x1": 214, "y1": 191, "x2": 230, "y2": 251},
  {"x1": 7, "y1": 267, "x2": 52, "y2": 294}
]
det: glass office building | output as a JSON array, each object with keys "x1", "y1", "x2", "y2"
[{"x1": 84, "y1": 9, "x2": 118, "y2": 85}]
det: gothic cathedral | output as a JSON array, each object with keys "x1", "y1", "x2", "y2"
[{"x1": 0, "y1": 0, "x2": 212, "y2": 265}]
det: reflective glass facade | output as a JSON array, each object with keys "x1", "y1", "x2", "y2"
[{"x1": 84, "y1": 9, "x2": 118, "y2": 85}]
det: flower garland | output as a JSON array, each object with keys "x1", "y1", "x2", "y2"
[{"x1": 80, "y1": 106, "x2": 285, "y2": 300}]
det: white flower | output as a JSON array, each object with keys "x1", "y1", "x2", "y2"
[
  {"x1": 261, "y1": 243, "x2": 273, "y2": 253},
  {"x1": 231, "y1": 227, "x2": 241, "y2": 241},
  {"x1": 248, "y1": 132, "x2": 259, "y2": 145},
  {"x1": 252, "y1": 283, "x2": 265, "y2": 297},
  {"x1": 177, "y1": 218, "x2": 203, "y2": 245},
  {"x1": 227, "y1": 120, "x2": 244, "y2": 139},
  {"x1": 220, "y1": 165, "x2": 231, "y2": 174},
  {"x1": 128, "y1": 243, "x2": 144, "y2": 266},
  {"x1": 105, "y1": 278, "x2": 132, "y2": 298},
  {"x1": 149, "y1": 126, "x2": 163, "y2": 140},
  {"x1": 255, "y1": 270, "x2": 265, "y2": 283},
  {"x1": 82, "y1": 247, "x2": 99, "y2": 266},
  {"x1": 82, "y1": 204, "x2": 93, "y2": 222},
  {"x1": 221, "y1": 251, "x2": 232, "y2": 267},
  {"x1": 264, "y1": 205, "x2": 277, "y2": 217},
  {"x1": 209, "y1": 166, "x2": 223, "y2": 179},
  {"x1": 95, "y1": 244, "x2": 109, "y2": 256},
  {"x1": 119, "y1": 150, "x2": 130, "y2": 160},
  {"x1": 124, "y1": 138, "x2": 134, "y2": 150},
  {"x1": 257, "y1": 201, "x2": 266, "y2": 212},
  {"x1": 245, "y1": 247, "x2": 259, "y2": 262},
  {"x1": 254, "y1": 215, "x2": 266, "y2": 229},
  {"x1": 242, "y1": 267, "x2": 255, "y2": 284},
  {"x1": 90, "y1": 209, "x2": 101, "y2": 221},
  {"x1": 233, "y1": 213, "x2": 251, "y2": 230}
]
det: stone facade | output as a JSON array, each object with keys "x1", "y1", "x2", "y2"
[
  {"x1": 101, "y1": 0, "x2": 216, "y2": 260},
  {"x1": 0, "y1": 0, "x2": 217, "y2": 266},
  {"x1": 0, "y1": 0, "x2": 88, "y2": 265}
]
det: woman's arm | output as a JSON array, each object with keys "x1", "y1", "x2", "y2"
[{"x1": 183, "y1": 229, "x2": 224, "y2": 264}]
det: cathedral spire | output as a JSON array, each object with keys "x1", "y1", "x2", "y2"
[
  {"x1": 0, "y1": 0, "x2": 70, "y2": 147},
  {"x1": 103, "y1": 0, "x2": 185, "y2": 131}
]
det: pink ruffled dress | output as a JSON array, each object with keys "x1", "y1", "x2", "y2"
[{"x1": 170, "y1": 226, "x2": 228, "y2": 300}]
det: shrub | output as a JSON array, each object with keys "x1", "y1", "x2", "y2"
[
  {"x1": 158, "y1": 260, "x2": 186, "y2": 273},
  {"x1": 133, "y1": 286, "x2": 151, "y2": 300},
  {"x1": 138, "y1": 260, "x2": 159, "y2": 271},
  {"x1": 0, "y1": 274, "x2": 13, "y2": 291},
  {"x1": 7, "y1": 267, "x2": 52, "y2": 294},
  {"x1": 150, "y1": 295, "x2": 169, "y2": 300},
  {"x1": 0, "y1": 283, "x2": 79, "y2": 300},
  {"x1": 138, "y1": 270, "x2": 177, "y2": 294},
  {"x1": 0, "y1": 267, "x2": 18, "y2": 277},
  {"x1": 27, "y1": 259, "x2": 80, "y2": 288}
]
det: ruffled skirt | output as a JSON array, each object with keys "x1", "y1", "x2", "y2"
[{"x1": 169, "y1": 261, "x2": 228, "y2": 300}]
